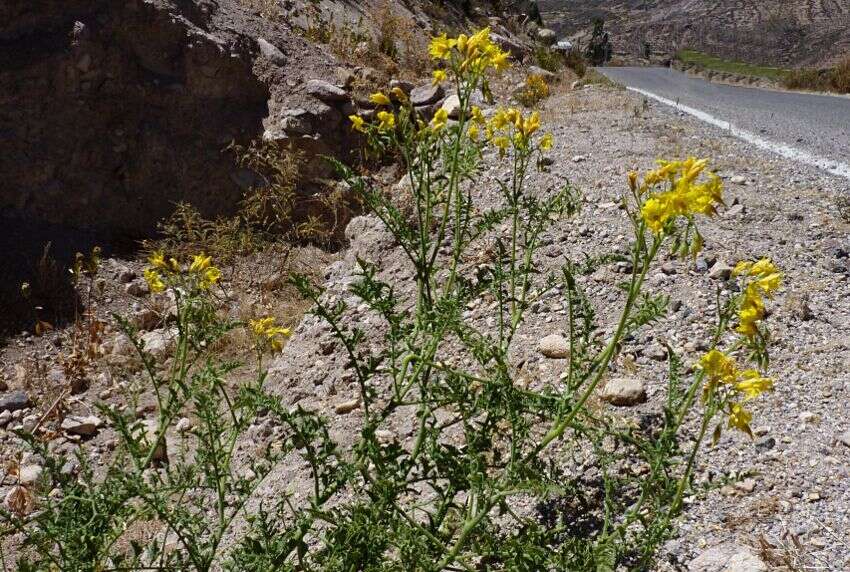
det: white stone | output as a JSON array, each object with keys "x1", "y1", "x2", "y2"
[
  {"x1": 538, "y1": 334, "x2": 570, "y2": 359},
  {"x1": 600, "y1": 376, "x2": 647, "y2": 406}
]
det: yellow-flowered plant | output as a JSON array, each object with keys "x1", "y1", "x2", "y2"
[
  {"x1": 249, "y1": 316, "x2": 291, "y2": 354},
  {"x1": 699, "y1": 349, "x2": 774, "y2": 436},
  {"x1": 733, "y1": 258, "x2": 782, "y2": 340},
  {"x1": 516, "y1": 73, "x2": 550, "y2": 107},
  {"x1": 144, "y1": 251, "x2": 222, "y2": 294}
]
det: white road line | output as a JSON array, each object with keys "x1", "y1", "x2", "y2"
[{"x1": 625, "y1": 86, "x2": 850, "y2": 181}]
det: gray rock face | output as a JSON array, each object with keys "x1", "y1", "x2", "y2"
[
  {"x1": 0, "y1": 390, "x2": 30, "y2": 413},
  {"x1": 280, "y1": 108, "x2": 314, "y2": 135},
  {"x1": 600, "y1": 376, "x2": 647, "y2": 406},
  {"x1": 410, "y1": 84, "x2": 444, "y2": 106},
  {"x1": 538, "y1": 334, "x2": 570, "y2": 358},
  {"x1": 689, "y1": 542, "x2": 767, "y2": 572},
  {"x1": 305, "y1": 79, "x2": 348, "y2": 103}
]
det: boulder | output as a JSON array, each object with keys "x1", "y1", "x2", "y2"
[
  {"x1": 305, "y1": 79, "x2": 348, "y2": 103},
  {"x1": 0, "y1": 390, "x2": 30, "y2": 413},
  {"x1": 708, "y1": 261, "x2": 733, "y2": 280},
  {"x1": 537, "y1": 28, "x2": 557, "y2": 45},
  {"x1": 527, "y1": 65, "x2": 556, "y2": 81},
  {"x1": 256, "y1": 38, "x2": 286, "y2": 65},
  {"x1": 440, "y1": 95, "x2": 462, "y2": 119},
  {"x1": 410, "y1": 83, "x2": 444, "y2": 106},
  {"x1": 491, "y1": 33, "x2": 528, "y2": 59}
]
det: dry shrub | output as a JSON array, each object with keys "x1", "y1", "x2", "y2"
[
  {"x1": 830, "y1": 57, "x2": 850, "y2": 93},
  {"x1": 534, "y1": 46, "x2": 563, "y2": 73},
  {"x1": 783, "y1": 58, "x2": 850, "y2": 94},
  {"x1": 148, "y1": 140, "x2": 351, "y2": 265},
  {"x1": 369, "y1": 1, "x2": 430, "y2": 78},
  {"x1": 516, "y1": 74, "x2": 550, "y2": 107}
]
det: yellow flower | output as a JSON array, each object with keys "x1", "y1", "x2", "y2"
[
  {"x1": 540, "y1": 133, "x2": 553, "y2": 150},
  {"x1": 149, "y1": 251, "x2": 167, "y2": 270},
  {"x1": 189, "y1": 253, "x2": 211, "y2": 273},
  {"x1": 249, "y1": 316, "x2": 292, "y2": 352},
  {"x1": 750, "y1": 258, "x2": 778, "y2": 278},
  {"x1": 432, "y1": 69, "x2": 447, "y2": 85},
  {"x1": 735, "y1": 370, "x2": 774, "y2": 400},
  {"x1": 200, "y1": 266, "x2": 221, "y2": 290},
  {"x1": 390, "y1": 87, "x2": 407, "y2": 102},
  {"x1": 521, "y1": 111, "x2": 540, "y2": 136},
  {"x1": 492, "y1": 136, "x2": 510, "y2": 155},
  {"x1": 727, "y1": 402, "x2": 753, "y2": 436},
  {"x1": 369, "y1": 92, "x2": 391, "y2": 106},
  {"x1": 699, "y1": 350, "x2": 738, "y2": 386},
  {"x1": 377, "y1": 111, "x2": 396, "y2": 132},
  {"x1": 732, "y1": 260, "x2": 752, "y2": 277},
  {"x1": 349, "y1": 114, "x2": 366, "y2": 132},
  {"x1": 488, "y1": 47, "x2": 510, "y2": 71},
  {"x1": 490, "y1": 109, "x2": 509, "y2": 130},
  {"x1": 628, "y1": 171, "x2": 638, "y2": 193},
  {"x1": 471, "y1": 106, "x2": 485, "y2": 124},
  {"x1": 638, "y1": 157, "x2": 723, "y2": 234},
  {"x1": 430, "y1": 108, "x2": 448, "y2": 131},
  {"x1": 428, "y1": 34, "x2": 455, "y2": 60},
  {"x1": 640, "y1": 196, "x2": 669, "y2": 234},
  {"x1": 144, "y1": 269, "x2": 165, "y2": 293},
  {"x1": 467, "y1": 124, "x2": 480, "y2": 141}
]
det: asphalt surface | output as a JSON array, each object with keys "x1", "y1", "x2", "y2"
[{"x1": 598, "y1": 67, "x2": 850, "y2": 171}]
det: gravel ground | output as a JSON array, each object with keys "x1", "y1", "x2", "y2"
[
  {"x1": 257, "y1": 82, "x2": 850, "y2": 569},
  {"x1": 2, "y1": 78, "x2": 849, "y2": 569}
]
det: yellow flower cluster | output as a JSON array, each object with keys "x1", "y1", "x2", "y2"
[
  {"x1": 732, "y1": 258, "x2": 782, "y2": 338},
  {"x1": 638, "y1": 158, "x2": 723, "y2": 234},
  {"x1": 249, "y1": 316, "x2": 291, "y2": 352},
  {"x1": 482, "y1": 107, "x2": 552, "y2": 154},
  {"x1": 700, "y1": 349, "x2": 774, "y2": 435},
  {"x1": 144, "y1": 252, "x2": 222, "y2": 293},
  {"x1": 428, "y1": 27, "x2": 510, "y2": 74}
]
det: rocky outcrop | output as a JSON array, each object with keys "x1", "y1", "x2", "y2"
[
  {"x1": 0, "y1": 0, "x2": 533, "y2": 239},
  {"x1": 0, "y1": 0, "x2": 361, "y2": 237},
  {"x1": 0, "y1": 0, "x2": 277, "y2": 235}
]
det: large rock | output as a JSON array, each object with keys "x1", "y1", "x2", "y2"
[
  {"x1": 689, "y1": 543, "x2": 767, "y2": 572},
  {"x1": 440, "y1": 95, "x2": 462, "y2": 119},
  {"x1": 0, "y1": 0, "x2": 272, "y2": 236},
  {"x1": 305, "y1": 79, "x2": 348, "y2": 103},
  {"x1": 410, "y1": 83, "x2": 444, "y2": 106},
  {"x1": 491, "y1": 33, "x2": 528, "y2": 59},
  {"x1": 61, "y1": 415, "x2": 104, "y2": 437},
  {"x1": 600, "y1": 377, "x2": 647, "y2": 406},
  {"x1": 0, "y1": 390, "x2": 30, "y2": 413},
  {"x1": 537, "y1": 28, "x2": 558, "y2": 45},
  {"x1": 257, "y1": 37, "x2": 286, "y2": 65}
]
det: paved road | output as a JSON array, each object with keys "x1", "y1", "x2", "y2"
[{"x1": 598, "y1": 67, "x2": 850, "y2": 177}]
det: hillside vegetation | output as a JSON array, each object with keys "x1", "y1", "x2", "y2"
[{"x1": 539, "y1": 0, "x2": 850, "y2": 68}]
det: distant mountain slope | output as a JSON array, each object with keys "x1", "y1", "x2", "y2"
[{"x1": 538, "y1": 0, "x2": 850, "y2": 67}]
